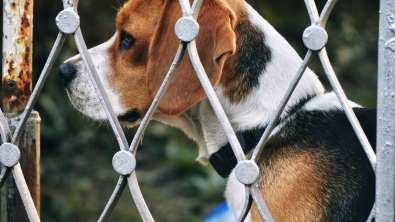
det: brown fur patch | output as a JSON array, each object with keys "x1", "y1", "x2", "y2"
[
  {"x1": 251, "y1": 147, "x2": 326, "y2": 221},
  {"x1": 147, "y1": 0, "x2": 237, "y2": 115},
  {"x1": 108, "y1": 0, "x2": 272, "y2": 115},
  {"x1": 108, "y1": 0, "x2": 164, "y2": 116},
  {"x1": 109, "y1": 0, "x2": 241, "y2": 116}
]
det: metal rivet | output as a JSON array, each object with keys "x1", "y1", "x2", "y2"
[
  {"x1": 0, "y1": 143, "x2": 20, "y2": 167},
  {"x1": 303, "y1": 25, "x2": 328, "y2": 51},
  {"x1": 175, "y1": 17, "x2": 199, "y2": 42},
  {"x1": 7, "y1": 80, "x2": 17, "y2": 91},
  {"x1": 56, "y1": 8, "x2": 80, "y2": 34},
  {"x1": 385, "y1": 39, "x2": 395, "y2": 52},
  {"x1": 112, "y1": 151, "x2": 136, "y2": 176},
  {"x1": 235, "y1": 160, "x2": 260, "y2": 185}
]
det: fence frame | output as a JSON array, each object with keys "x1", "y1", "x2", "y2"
[{"x1": 0, "y1": 0, "x2": 391, "y2": 221}]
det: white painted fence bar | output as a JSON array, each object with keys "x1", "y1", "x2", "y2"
[{"x1": 376, "y1": 0, "x2": 395, "y2": 220}]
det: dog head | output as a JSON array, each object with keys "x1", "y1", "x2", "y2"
[{"x1": 60, "y1": 0, "x2": 239, "y2": 126}]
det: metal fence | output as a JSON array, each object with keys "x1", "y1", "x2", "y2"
[{"x1": 0, "y1": 0, "x2": 392, "y2": 221}]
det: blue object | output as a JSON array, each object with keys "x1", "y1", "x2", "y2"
[{"x1": 203, "y1": 202, "x2": 235, "y2": 222}]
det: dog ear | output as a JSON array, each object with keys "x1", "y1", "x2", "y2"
[{"x1": 147, "y1": 0, "x2": 236, "y2": 116}]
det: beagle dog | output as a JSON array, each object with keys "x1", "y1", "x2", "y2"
[{"x1": 59, "y1": 0, "x2": 376, "y2": 221}]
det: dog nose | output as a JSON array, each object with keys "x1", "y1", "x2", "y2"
[{"x1": 59, "y1": 63, "x2": 77, "y2": 85}]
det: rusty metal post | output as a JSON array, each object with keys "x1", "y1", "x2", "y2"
[{"x1": 1, "y1": 0, "x2": 40, "y2": 221}]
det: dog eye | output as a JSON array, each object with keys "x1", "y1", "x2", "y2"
[{"x1": 119, "y1": 30, "x2": 135, "y2": 50}]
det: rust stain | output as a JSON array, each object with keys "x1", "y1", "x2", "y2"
[
  {"x1": 7, "y1": 60, "x2": 15, "y2": 76},
  {"x1": 11, "y1": 2, "x2": 16, "y2": 10},
  {"x1": 24, "y1": 0, "x2": 30, "y2": 11},
  {"x1": 22, "y1": 46, "x2": 31, "y2": 72},
  {"x1": 2, "y1": 74, "x2": 31, "y2": 113},
  {"x1": 20, "y1": 0, "x2": 30, "y2": 37}
]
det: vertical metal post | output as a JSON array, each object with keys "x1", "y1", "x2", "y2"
[
  {"x1": 1, "y1": 0, "x2": 40, "y2": 221},
  {"x1": 1, "y1": 113, "x2": 41, "y2": 221},
  {"x1": 2, "y1": 0, "x2": 33, "y2": 115},
  {"x1": 376, "y1": 0, "x2": 395, "y2": 221}
]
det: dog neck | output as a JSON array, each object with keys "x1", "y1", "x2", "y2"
[{"x1": 153, "y1": 2, "x2": 324, "y2": 164}]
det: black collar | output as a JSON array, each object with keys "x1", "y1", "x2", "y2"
[
  {"x1": 209, "y1": 128, "x2": 266, "y2": 178},
  {"x1": 209, "y1": 95, "x2": 315, "y2": 178}
]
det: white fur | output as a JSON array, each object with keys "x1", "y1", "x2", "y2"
[
  {"x1": 304, "y1": 91, "x2": 361, "y2": 111},
  {"x1": 226, "y1": 171, "x2": 251, "y2": 222},
  {"x1": 64, "y1": 33, "x2": 128, "y2": 120}
]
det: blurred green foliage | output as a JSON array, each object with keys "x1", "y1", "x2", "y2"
[{"x1": 0, "y1": 0, "x2": 378, "y2": 221}]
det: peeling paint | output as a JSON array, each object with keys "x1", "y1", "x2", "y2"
[{"x1": 2, "y1": 0, "x2": 33, "y2": 115}]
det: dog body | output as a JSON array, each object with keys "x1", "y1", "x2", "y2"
[{"x1": 59, "y1": 0, "x2": 375, "y2": 221}]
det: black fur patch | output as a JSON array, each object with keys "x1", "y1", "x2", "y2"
[
  {"x1": 223, "y1": 13, "x2": 272, "y2": 103},
  {"x1": 210, "y1": 95, "x2": 315, "y2": 178},
  {"x1": 211, "y1": 98, "x2": 375, "y2": 220},
  {"x1": 118, "y1": 109, "x2": 141, "y2": 123},
  {"x1": 259, "y1": 107, "x2": 376, "y2": 221},
  {"x1": 235, "y1": 20, "x2": 272, "y2": 97}
]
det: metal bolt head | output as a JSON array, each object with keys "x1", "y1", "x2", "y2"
[
  {"x1": 67, "y1": 0, "x2": 74, "y2": 7},
  {"x1": 303, "y1": 25, "x2": 328, "y2": 51},
  {"x1": 56, "y1": 8, "x2": 80, "y2": 34},
  {"x1": 235, "y1": 160, "x2": 260, "y2": 185},
  {"x1": 175, "y1": 17, "x2": 199, "y2": 42},
  {"x1": 0, "y1": 143, "x2": 20, "y2": 167},
  {"x1": 112, "y1": 151, "x2": 136, "y2": 176}
]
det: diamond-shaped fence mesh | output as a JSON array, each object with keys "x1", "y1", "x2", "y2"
[{"x1": 0, "y1": 0, "x2": 392, "y2": 221}]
